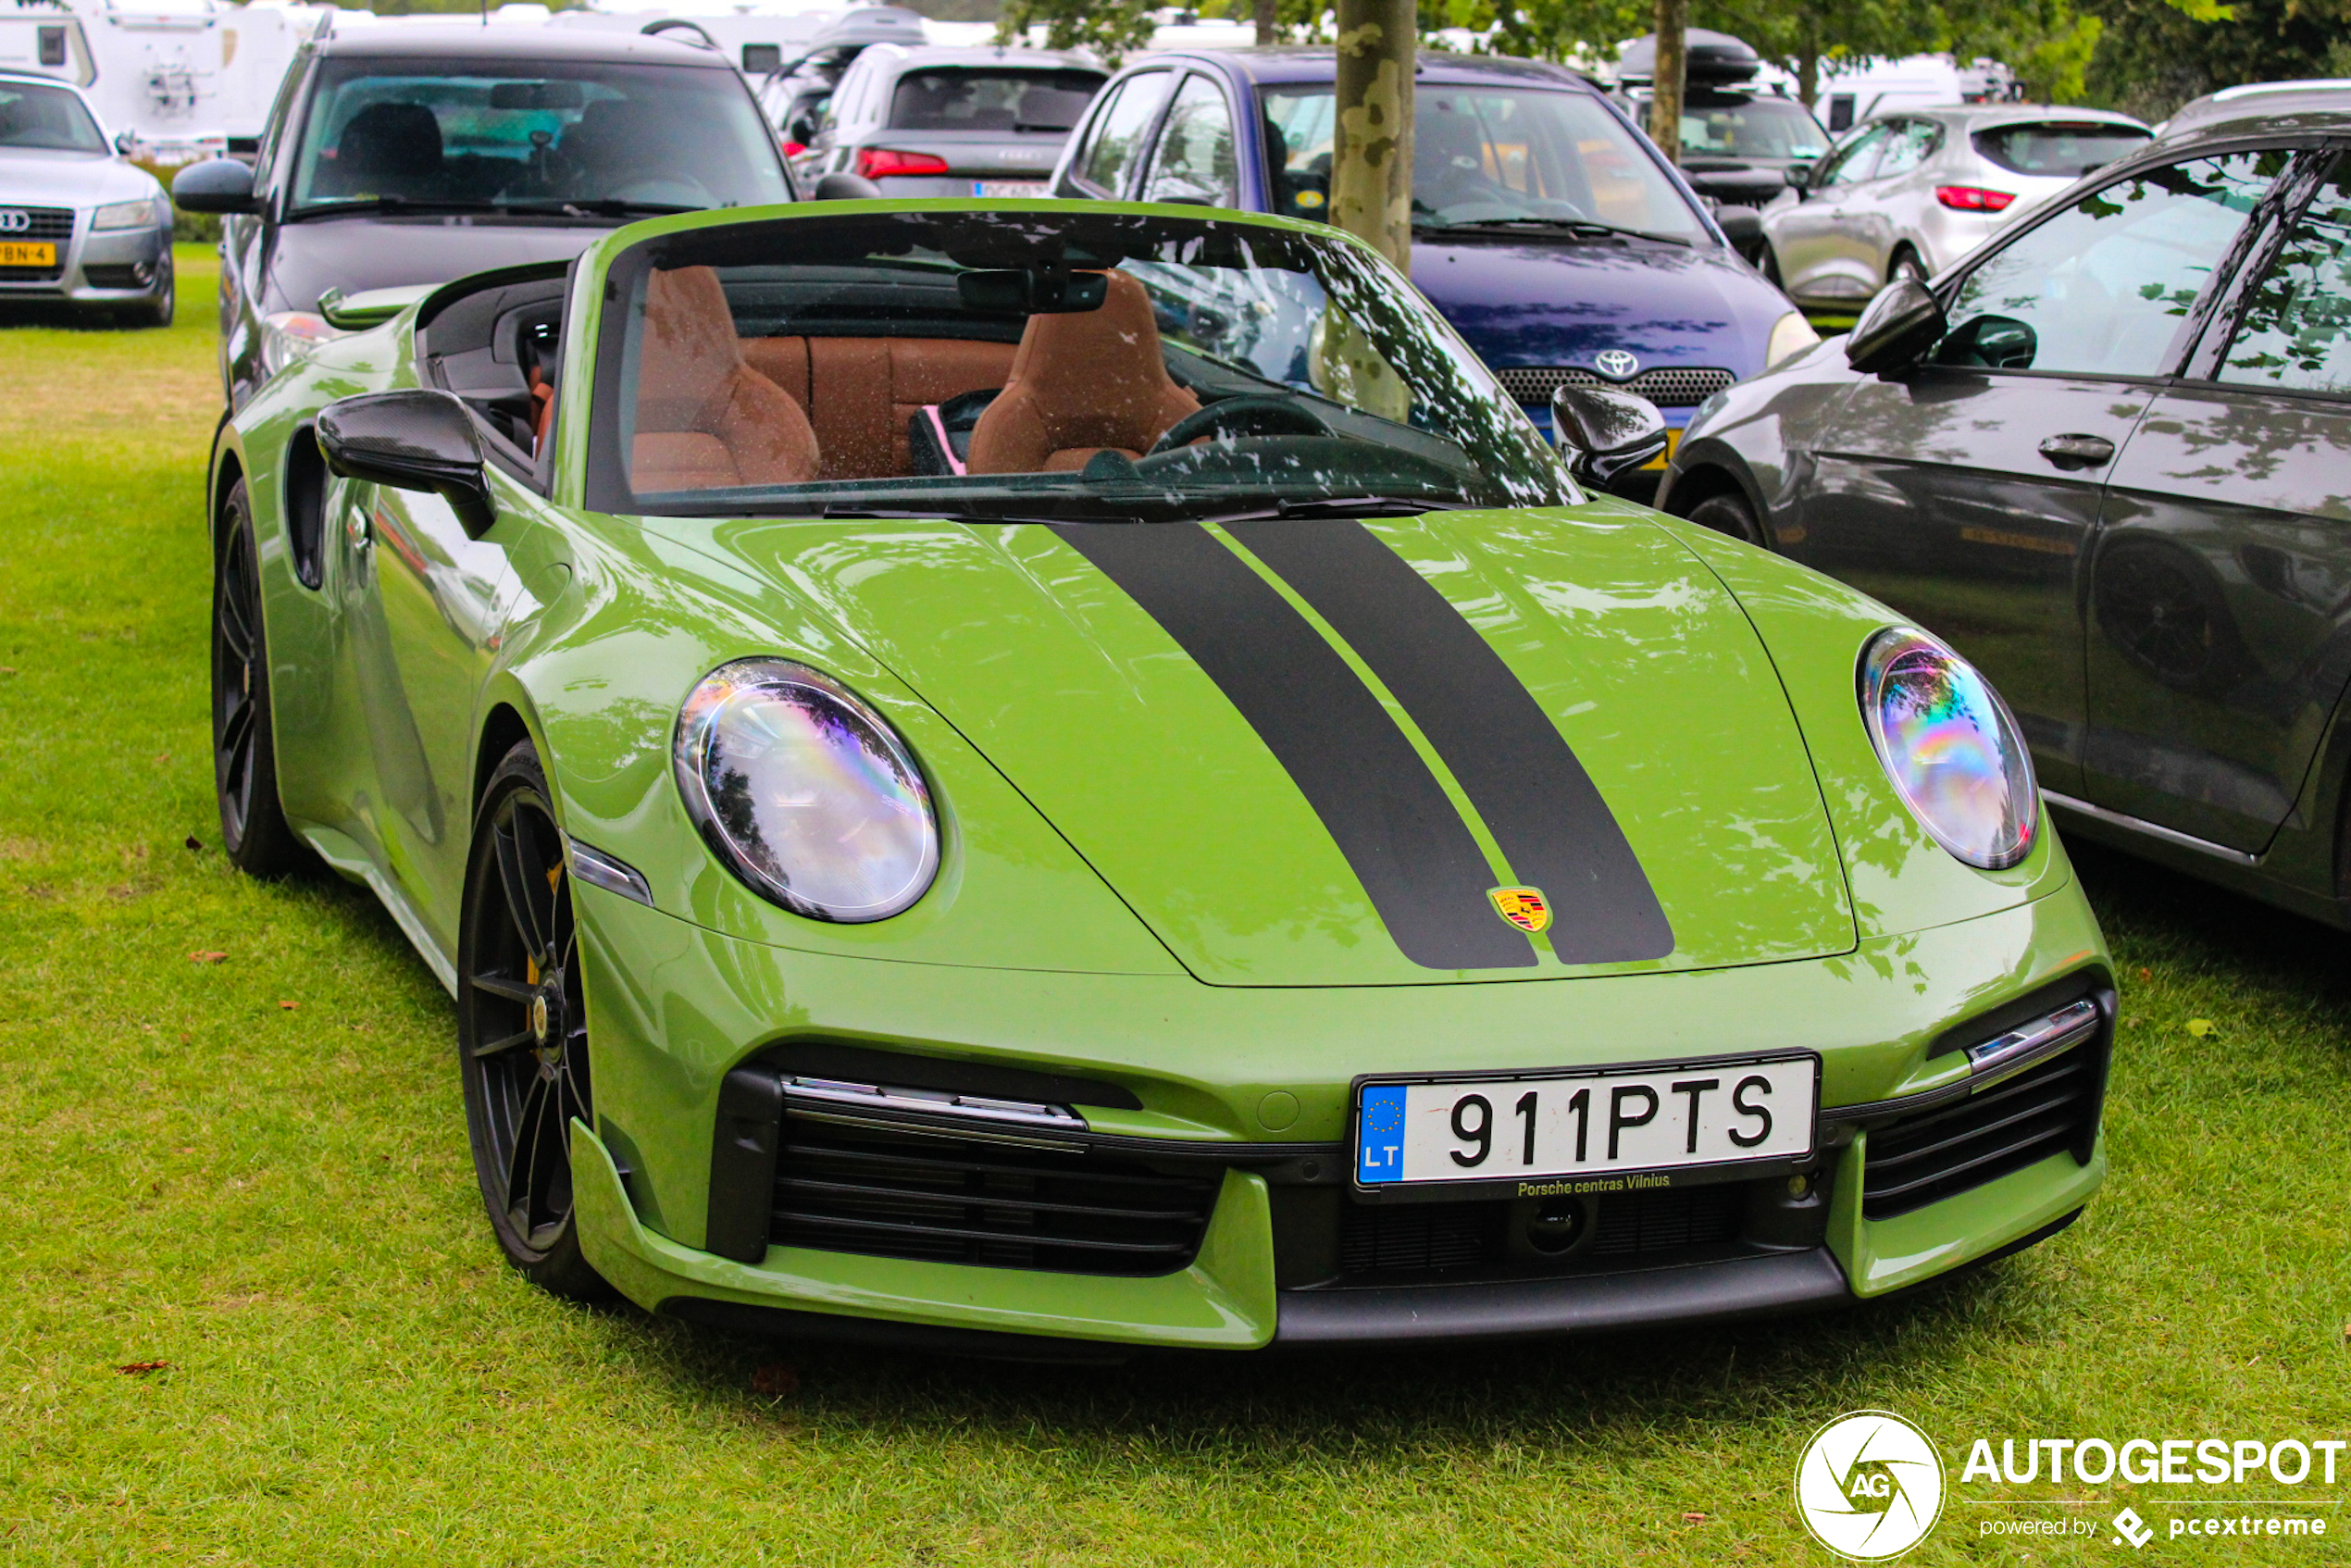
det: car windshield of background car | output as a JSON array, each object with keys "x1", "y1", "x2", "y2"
[
  {"x1": 1679, "y1": 97, "x2": 1828, "y2": 161},
  {"x1": 0, "y1": 82, "x2": 106, "y2": 154},
  {"x1": 888, "y1": 68, "x2": 1101, "y2": 133},
  {"x1": 2220, "y1": 161, "x2": 2351, "y2": 395},
  {"x1": 1141, "y1": 75, "x2": 1236, "y2": 207},
  {"x1": 288, "y1": 58, "x2": 790, "y2": 217},
  {"x1": 1263, "y1": 85, "x2": 1705, "y2": 238},
  {"x1": 1934, "y1": 151, "x2": 2285, "y2": 378},
  {"x1": 599, "y1": 211, "x2": 1576, "y2": 521},
  {"x1": 1973, "y1": 121, "x2": 2152, "y2": 179}
]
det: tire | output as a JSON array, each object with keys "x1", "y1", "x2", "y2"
[
  {"x1": 1686, "y1": 490, "x2": 1768, "y2": 548},
  {"x1": 457, "y1": 740, "x2": 611, "y2": 1301},
  {"x1": 135, "y1": 262, "x2": 176, "y2": 329},
  {"x1": 211, "y1": 479, "x2": 305, "y2": 877}
]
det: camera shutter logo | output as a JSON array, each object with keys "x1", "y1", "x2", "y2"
[
  {"x1": 0, "y1": 211, "x2": 31, "y2": 236},
  {"x1": 1793, "y1": 1410, "x2": 1946, "y2": 1561},
  {"x1": 1594, "y1": 348, "x2": 1640, "y2": 380}
]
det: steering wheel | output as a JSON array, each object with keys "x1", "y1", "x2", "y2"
[{"x1": 1148, "y1": 395, "x2": 1335, "y2": 455}]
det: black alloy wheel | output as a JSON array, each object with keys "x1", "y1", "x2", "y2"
[
  {"x1": 457, "y1": 740, "x2": 609, "y2": 1299},
  {"x1": 2095, "y1": 539, "x2": 2249, "y2": 698},
  {"x1": 211, "y1": 479, "x2": 304, "y2": 876}
]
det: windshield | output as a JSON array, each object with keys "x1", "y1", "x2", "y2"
[
  {"x1": 1681, "y1": 96, "x2": 1828, "y2": 160},
  {"x1": 1263, "y1": 84, "x2": 1706, "y2": 238},
  {"x1": 289, "y1": 57, "x2": 790, "y2": 217},
  {"x1": 1972, "y1": 122, "x2": 2151, "y2": 178},
  {"x1": 589, "y1": 210, "x2": 1576, "y2": 522},
  {"x1": 888, "y1": 68, "x2": 1102, "y2": 133},
  {"x1": 0, "y1": 82, "x2": 106, "y2": 154}
]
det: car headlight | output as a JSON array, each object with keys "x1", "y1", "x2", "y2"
[
  {"x1": 93, "y1": 197, "x2": 161, "y2": 230},
  {"x1": 674, "y1": 658, "x2": 939, "y2": 922},
  {"x1": 1766, "y1": 309, "x2": 1822, "y2": 368},
  {"x1": 258, "y1": 310, "x2": 344, "y2": 377},
  {"x1": 1859, "y1": 628, "x2": 2038, "y2": 869}
]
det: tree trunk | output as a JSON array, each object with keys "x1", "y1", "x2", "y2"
[
  {"x1": 1647, "y1": 0, "x2": 1687, "y2": 165},
  {"x1": 1331, "y1": 0, "x2": 1415, "y2": 268},
  {"x1": 1797, "y1": 21, "x2": 1820, "y2": 109},
  {"x1": 1254, "y1": 0, "x2": 1277, "y2": 46}
]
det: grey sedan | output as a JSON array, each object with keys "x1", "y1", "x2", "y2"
[
  {"x1": 793, "y1": 44, "x2": 1104, "y2": 197},
  {"x1": 0, "y1": 71, "x2": 173, "y2": 326},
  {"x1": 1763, "y1": 105, "x2": 2149, "y2": 308}
]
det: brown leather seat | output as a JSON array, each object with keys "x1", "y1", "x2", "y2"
[
  {"x1": 630, "y1": 265, "x2": 820, "y2": 493},
  {"x1": 966, "y1": 270, "x2": 1200, "y2": 474},
  {"x1": 740, "y1": 336, "x2": 1014, "y2": 480}
]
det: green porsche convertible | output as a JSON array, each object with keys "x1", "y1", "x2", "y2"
[{"x1": 207, "y1": 200, "x2": 2112, "y2": 1353}]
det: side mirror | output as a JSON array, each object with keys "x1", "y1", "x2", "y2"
[
  {"x1": 316, "y1": 390, "x2": 495, "y2": 538},
  {"x1": 1715, "y1": 205, "x2": 1763, "y2": 244},
  {"x1": 1551, "y1": 385, "x2": 1669, "y2": 488},
  {"x1": 113, "y1": 129, "x2": 137, "y2": 157},
  {"x1": 810, "y1": 171, "x2": 882, "y2": 200},
  {"x1": 1785, "y1": 160, "x2": 1814, "y2": 191},
  {"x1": 1845, "y1": 279, "x2": 1947, "y2": 375},
  {"x1": 172, "y1": 157, "x2": 258, "y2": 215}
]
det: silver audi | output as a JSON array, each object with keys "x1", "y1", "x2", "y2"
[
  {"x1": 0, "y1": 69, "x2": 175, "y2": 326},
  {"x1": 1762, "y1": 105, "x2": 2150, "y2": 309}
]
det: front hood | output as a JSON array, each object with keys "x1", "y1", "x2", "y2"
[
  {"x1": 683, "y1": 507, "x2": 1857, "y2": 986},
  {"x1": 1410, "y1": 237, "x2": 1782, "y2": 380},
  {"x1": 0, "y1": 151, "x2": 155, "y2": 207},
  {"x1": 261, "y1": 215, "x2": 614, "y2": 312}
]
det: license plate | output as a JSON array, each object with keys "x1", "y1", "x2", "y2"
[
  {"x1": 973, "y1": 180, "x2": 1048, "y2": 197},
  {"x1": 0, "y1": 241, "x2": 56, "y2": 268},
  {"x1": 1645, "y1": 427, "x2": 1683, "y2": 471},
  {"x1": 1354, "y1": 1053, "x2": 1817, "y2": 1193}
]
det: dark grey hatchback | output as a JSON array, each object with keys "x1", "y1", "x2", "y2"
[{"x1": 1660, "y1": 106, "x2": 2351, "y2": 931}]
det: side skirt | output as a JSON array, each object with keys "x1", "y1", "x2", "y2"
[{"x1": 298, "y1": 822, "x2": 459, "y2": 997}]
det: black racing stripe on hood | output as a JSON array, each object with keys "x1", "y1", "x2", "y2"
[
  {"x1": 1053, "y1": 522, "x2": 1536, "y2": 972},
  {"x1": 1226, "y1": 519, "x2": 1674, "y2": 964}
]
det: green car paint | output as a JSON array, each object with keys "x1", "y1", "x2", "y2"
[{"x1": 211, "y1": 198, "x2": 2114, "y2": 1350}]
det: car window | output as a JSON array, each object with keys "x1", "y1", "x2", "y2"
[
  {"x1": 888, "y1": 68, "x2": 1101, "y2": 133},
  {"x1": 1872, "y1": 120, "x2": 1940, "y2": 180},
  {"x1": 1814, "y1": 124, "x2": 1889, "y2": 189},
  {"x1": 1263, "y1": 87, "x2": 1336, "y2": 218},
  {"x1": 593, "y1": 209, "x2": 1575, "y2": 521},
  {"x1": 1972, "y1": 121, "x2": 2151, "y2": 179},
  {"x1": 2219, "y1": 160, "x2": 2351, "y2": 396},
  {"x1": 287, "y1": 57, "x2": 790, "y2": 215},
  {"x1": 1679, "y1": 96, "x2": 1829, "y2": 161},
  {"x1": 1070, "y1": 71, "x2": 1172, "y2": 197},
  {"x1": 1263, "y1": 83, "x2": 1707, "y2": 239},
  {"x1": 1140, "y1": 74, "x2": 1236, "y2": 207},
  {"x1": 1934, "y1": 150, "x2": 2287, "y2": 378},
  {"x1": 0, "y1": 80, "x2": 106, "y2": 153}
]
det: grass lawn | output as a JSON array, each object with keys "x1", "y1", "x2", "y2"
[{"x1": 1, "y1": 245, "x2": 2346, "y2": 1566}]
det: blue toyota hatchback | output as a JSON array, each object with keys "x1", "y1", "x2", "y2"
[{"x1": 1049, "y1": 47, "x2": 1816, "y2": 492}]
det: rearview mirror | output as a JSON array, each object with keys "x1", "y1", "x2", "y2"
[
  {"x1": 1551, "y1": 385, "x2": 1669, "y2": 488},
  {"x1": 113, "y1": 130, "x2": 137, "y2": 157},
  {"x1": 489, "y1": 81, "x2": 584, "y2": 111},
  {"x1": 957, "y1": 268, "x2": 1108, "y2": 315},
  {"x1": 1845, "y1": 279, "x2": 1947, "y2": 375},
  {"x1": 316, "y1": 391, "x2": 496, "y2": 538},
  {"x1": 171, "y1": 157, "x2": 257, "y2": 216}
]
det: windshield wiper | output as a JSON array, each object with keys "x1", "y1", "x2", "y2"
[
  {"x1": 1206, "y1": 495, "x2": 1450, "y2": 524},
  {"x1": 1414, "y1": 216, "x2": 1692, "y2": 247},
  {"x1": 288, "y1": 196, "x2": 699, "y2": 222},
  {"x1": 498, "y1": 199, "x2": 700, "y2": 218},
  {"x1": 286, "y1": 196, "x2": 510, "y2": 220}
]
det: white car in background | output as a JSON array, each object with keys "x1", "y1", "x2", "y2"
[
  {"x1": 1762, "y1": 105, "x2": 2150, "y2": 309},
  {"x1": 0, "y1": 69, "x2": 174, "y2": 325}
]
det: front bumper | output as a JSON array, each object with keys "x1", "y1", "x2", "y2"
[
  {"x1": 569, "y1": 878, "x2": 2111, "y2": 1350},
  {"x1": 0, "y1": 215, "x2": 170, "y2": 305}
]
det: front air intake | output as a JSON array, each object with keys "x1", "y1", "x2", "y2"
[{"x1": 1861, "y1": 1050, "x2": 2098, "y2": 1220}]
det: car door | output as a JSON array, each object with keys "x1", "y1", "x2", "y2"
[
  {"x1": 1054, "y1": 68, "x2": 1175, "y2": 199},
  {"x1": 1772, "y1": 122, "x2": 1890, "y2": 301},
  {"x1": 1137, "y1": 71, "x2": 1240, "y2": 209},
  {"x1": 339, "y1": 455, "x2": 532, "y2": 953},
  {"x1": 1782, "y1": 148, "x2": 2293, "y2": 796},
  {"x1": 2082, "y1": 147, "x2": 2351, "y2": 851},
  {"x1": 1853, "y1": 118, "x2": 1942, "y2": 280}
]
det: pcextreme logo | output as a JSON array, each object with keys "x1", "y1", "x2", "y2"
[{"x1": 1795, "y1": 1411, "x2": 1948, "y2": 1561}]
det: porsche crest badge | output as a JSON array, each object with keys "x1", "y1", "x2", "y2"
[{"x1": 1488, "y1": 886, "x2": 1551, "y2": 934}]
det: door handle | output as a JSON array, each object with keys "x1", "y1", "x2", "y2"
[{"x1": 2038, "y1": 433, "x2": 2116, "y2": 469}]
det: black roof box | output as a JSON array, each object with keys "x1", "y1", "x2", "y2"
[{"x1": 1618, "y1": 29, "x2": 1763, "y2": 86}]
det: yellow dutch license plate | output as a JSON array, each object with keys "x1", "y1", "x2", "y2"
[
  {"x1": 1645, "y1": 427, "x2": 1683, "y2": 471},
  {"x1": 0, "y1": 242, "x2": 56, "y2": 268}
]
